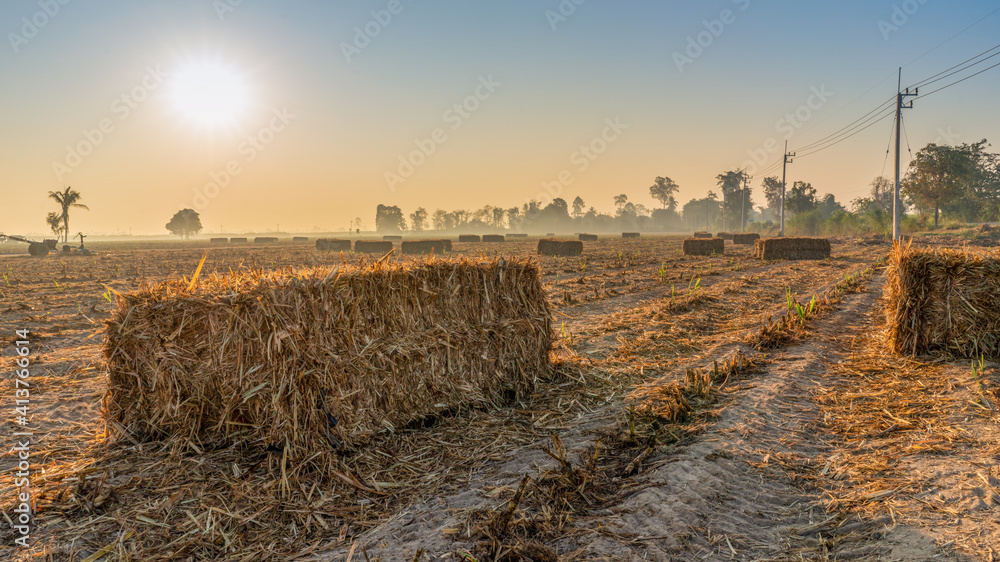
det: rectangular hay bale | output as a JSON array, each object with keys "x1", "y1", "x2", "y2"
[
  {"x1": 483, "y1": 234, "x2": 505, "y2": 243},
  {"x1": 683, "y1": 238, "x2": 725, "y2": 256},
  {"x1": 229, "y1": 237, "x2": 248, "y2": 243},
  {"x1": 716, "y1": 232, "x2": 734, "y2": 241},
  {"x1": 622, "y1": 232, "x2": 640, "y2": 239},
  {"x1": 458, "y1": 234, "x2": 481, "y2": 243},
  {"x1": 316, "y1": 239, "x2": 351, "y2": 252},
  {"x1": 754, "y1": 237, "x2": 830, "y2": 260},
  {"x1": 293, "y1": 236, "x2": 309, "y2": 243},
  {"x1": 538, "y1": 239, "x2": 583, "y2": 257},
  {"x1": 401, "y1": 240, "x2": 449, "y2": 255},
  {"x1": 210, "y1": 238, "x2": 228, "y2": 244},
  {"x1": 104, "y1": 259, "x2": 553, "y2": 460},
  {"x1": 693, "y1": 232, "x2": 713, "y2": 238},
  {"x1": 579, "y1": 234, "x2": 598, "y2": 242},
  {"x1": 254, "y1": 237, "x2": 279, "y2": 244},
  {"x1": 885, "y1": 244, "x2": 1000, "y2": 358},
  {"x1": 732, "y1": 233, "x2": 760, "y2": 245},
  {"x1": 354, "y1": 240, "x2": 394, "y2": 254}
]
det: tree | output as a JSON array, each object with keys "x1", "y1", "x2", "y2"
[
  {"x1": 613, "y1": 194, "x2": 628, "y2": 212},
  {"x1": 785, "y1": 181, "x2": 818, "y2": 215},
  {"x1": 165, "y1": 209, "x2": 203, "y2": 239},
  {"x1": 851, "y1": 176, "x2": 894, "y2": 215},
  {"x1": 47, "y1": 186, "x2": 89, "y2": 243},
  {"x1": 571, "y1": 196, "x2": 586, "y2": 219},
  {"x1": 409, "y1": 207, "x2": 428, "y2": 232},
  {"x1": 762, "y1": 176, "x2": 784, "y2": 212},
  {"x1": 505, "y1": 207, "x2": 521, "y2": 231},
  {"x1": 375, "y1": 204, "x2": 406, "y2": 232},
  {"x1": 649, "y1": 176, "x2": 679, "y2": 210},
  {"x1": 901, "y1": 143, "x2": 978, "y2": 227},
  {"x1": 681, "y1": 195, "x2": 721, "y2": 231},
  {"x1": 817, "y1": 193, "x2": 845, "y2": 219},
  {"x1": 492, "y1": 207, "x2": 506, "y2": 229},
  {"x1": 46, "y1": 212, "x2": 66, "y2": 240}
]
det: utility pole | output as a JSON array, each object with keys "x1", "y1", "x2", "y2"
[
  {"x1": 780, "y1": 141, "x2": 795, "y2": 237},
  {"x1": 741, "y1": 171, "x2": 752, "y2": 233},
  {"x1": 893, "y1": 68, "x2": 917, "y2": 242}
]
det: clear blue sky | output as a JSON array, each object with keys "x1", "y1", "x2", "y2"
[{"x1": 1, "y1": 0, "x2": 998, "y2": 234}]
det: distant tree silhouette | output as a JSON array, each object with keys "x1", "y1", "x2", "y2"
[
  {"x1": 409, "y1": 207, "x2": 428, "y2": 232},
  {"x1": 613, "y1": 194, "x2": 628, "y2": 213},
  {"x1": 47, "y1": 186, "x2": 89, "y2": 243},
  {"x1": 375, "y1": 204, "x2": 406, "y2": 232},
  {"x1": 46, "y1": 212, "x2": 66, "y2": 240},
  {"x1": 649, "y1": 176, "x2": 679, "y2": 210},
  {"x1": 571, "y1": 196, "x2": 586, "y2": 219},
  {"x1": 786, "y1": 181, "x2": 818, "y2": 215},
  {"x1": 166, "y1": 209, "x2": 203, "y2": 239},
  {"x1": 762, "y1": 176, "x2": 784, "y2": 212}
]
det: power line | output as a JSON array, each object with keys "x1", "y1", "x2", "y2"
[
  {"x1": 909, "y1": 41, "x2": 1000, "y2": 88},
  {"x1": 902, "y1": 6, "x2": 1000, "y2": 68},
  {"x1": 793, "y1": 97, "x2": 896, "y2": 153},
  {"x1": 795, "y1": 107, "x2": 896, "y2": 159},
  {"x1": 880, "y1": 112, "x2": 897, "y2": 178},
  {"x1": 918, "y1": 59, "x2": 1000, "y2": 99}
]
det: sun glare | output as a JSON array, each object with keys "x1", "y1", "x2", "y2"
[{"x1": 169, "y1": 60, "x2": 249, "y2": 128}]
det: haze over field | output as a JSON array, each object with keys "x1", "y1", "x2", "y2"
[{"x1": 1, "y1": 0, "x2": 998, "y2": 235}]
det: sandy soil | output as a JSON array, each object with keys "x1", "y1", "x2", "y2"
[{"x1": 1, "y1": 235, "x2": 997, "y2": 561}]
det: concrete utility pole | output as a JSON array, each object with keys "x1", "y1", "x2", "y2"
[
  {"x1": 741, "y1": 171, "x2": 752, "y2": 233},
  {"x1": 780, "y1": 141, "x2": 795, "y2": 237},
  {"x1": 893, "y1": 68, "x2": 917, "y2": 242}
]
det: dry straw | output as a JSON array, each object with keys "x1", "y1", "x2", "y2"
[
  {"x1": 622, "y1": 232, "x2": 640, "y2": 239},
  {"x1": 754, "y1": 237, "x2": 830, "y2": 260},
  {"x1": 401, "y1": 240, "x2": 449, "y2": 254},
  {"x1": 209, "y1": 238, "x2": 228, "y2": 244},
  {"x1": 104, "y1": 258, "x2": 553, "y2": 473},
  {"x1": 354, "y1": 240, "x2": 394, "y2": 253},
  {"x1": 537, "y1": 239, "x2": 583, "y2": 257},
  {"x1": 716, "y1": 232, "x2": 734, "y2": 241},
  {"x1": 693, "y1": 232, "x2": 713, "y2": 239},
  {"x1": 459, "y1": 234, "x2": 481, "y2": 243},
  {"x1": 732, "y1": 233, "x2": 760, "y2": 245},
  {"x1": 578, "y1": 234, "x2": 598, "y2": 242},
  {"x1": 483, "y1": 234, "x2": 505, "y2": 243},
  {"x1": 885, "y1": 241, "x2": 1000, "y2": 359},
  {"x1": 253, "y1": 237, "x2": 279, "y2": 244},
  {"x1": 229, "y1": 237, "x2": 248, "y2": 244},
  {"x1": 683, "y1": 238, "x2": 724, "y2": 256}
]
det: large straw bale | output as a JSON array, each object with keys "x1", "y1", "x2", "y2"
[
  {"x1": 537, "y1": 239, "x2": 583, "y2": 257},
  {"x1": 230, "y1": 237, "x2": 248, "y2": 244},
  {"x1": 732, "y1": 233, "x2": 760, "y2": 245},
  {"x1": 210, "y1": 238, "x2": 228, "y2": 244},
  {"x1": 104, "y1": 259, "x2": 552, "y2": 461},
  {"x1": 483, "y1": 234, "x2": 505, "y2": 243},
  {"x1": 315, "y1": 239, "x2": 351, "y2": 252},
  {"x1": 401, "y1": 240, "x2": 449, "y2": 255},
  {"x1": 254, "y1": 237, "x2": 279, "y2": 244},
  {"x1": 354, "y1": 240, "x2": 394, "y2": 254},
  {"x1": 753, "y1": 237, "x2": 830, "y2": 260},
  {"x1": 693, "y1": 232, "x2": 713, "y2": 238},
  {"x1": 578, "y1": 234, "x2": 598, "y2": 242},
  {"x1": 292, "y1": 236, "x2": 309, "y2": 243},
  {"x1": 458, "y1": 234, "x2": 481, "y2": 243},
  {"x1": 885, "y1": 243, "x2": 1000, "y2": 358},
  {"x1": 716, "y1": 232, "x2": 734, "y2": 240},
  {"x1": 683, "y1": 238, "x2": 724, "y2": 256},
  {"x1": 622, "y1": 232, "x2": 640, "y2": 239}
]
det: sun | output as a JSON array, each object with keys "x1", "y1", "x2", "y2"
[{"x1": 169, "y1": 60, "x2": 249, "y2": 128}]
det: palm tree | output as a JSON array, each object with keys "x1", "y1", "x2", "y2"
[{"x1": 47, "y1": 187, "x2": 89, "y2": 243}]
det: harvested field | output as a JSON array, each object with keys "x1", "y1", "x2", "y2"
[
  {"x1": 683, "y1": 237, "x2": 724, "y2": 256},
  {"x1": 537, "y1": 239, "x2": 583, "y2": 256},
  {"x1": 579, "y1": 233, "x2": 598, "y2": 241},
  {"x1": 354, "y1": 240, "x2": 394, "y2": 253},
  {"x1": 315, "y1": 238, "x2": 351, "y2": 252},
  {"x1": 885, "y1": 242, "x2": 1000, "y2": 359},
  {"x1": 400, "y1": 239, "x2": 449, "y2": 254},
  {"x1": 458, "y1": 234, "x2": 481, "y2": 243},
  {"x1": 622, "y1": 232, "x2": 640, "y2": 239},
  {"x1": 755, "y1": 236, "x2": 831, "y2": 260},
  {"x1": 733, "y1": 232, "x2": 760, "y2": 245},
  {"x1": 2, "y1": 234, "x2": 996, "y2": 561}
]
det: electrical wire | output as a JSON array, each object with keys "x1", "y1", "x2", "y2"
[
  {"x1": 917, "y1": 59, "x2": 1000, "y2": 99},
  {"x1": 880, "y1": 112, "x2": 897, "y2": 178},
  {"x1": 793, "y1": 96, "x2": 896, "y2": 153},
  {"x1": 795, "y1": 109, "x2": 896, "y2": 159},
  {"x1": 909, "y1": 41, "x2": 1000, "y2": 89}
]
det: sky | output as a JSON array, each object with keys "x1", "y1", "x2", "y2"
[{"x1": 1, "y1": 0, "x2": 999, "y2": 236}]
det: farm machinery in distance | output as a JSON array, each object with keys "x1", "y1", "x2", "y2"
[{"x1": 0, "y1": 233, "x2": 95, "y2": 256}]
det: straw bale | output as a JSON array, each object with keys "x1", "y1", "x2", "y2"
[
  {"x1": 546, "y1": 233, "x2": 555, "y2": 237},
  {"x1": 682, "y1": 238, "x2": 724, "y2": 256},
  {"x1": 578, "y1": 234, "x2": 598, "y2": 242},
  {"x1": 622, "y1": 232, "x2": 640, "y2": 239},
  {"x1": 210, "y1": 238, "x2": 228, "y2": 244},
  {"x1": 354, "y1": 240, "x2": 394, "y2": 254},
  {"x1": 732, "y1": 233, "x2": 760, "y2": 245},
  {"x1": 459, "y1": 234, "x2": 481, "y2": 243},
  {"x1": 254, "y1": 237, "x2": 279, "y2": 244},
  {"x1": 401, "y1": 240, "x2": 449, "y2": 255},
  {"x1": 483, "y1": 234, "x2": 505, "y2": 243},
  {"x1": 537, "y1": 239, "x2": 583, "y2": 257},
  {"x1": 292, "y1": 236, "x2": 309, "y2": 243},
  {"x1": 382, "y1": 235, "x2": 403, "y2": 241},
  {"x1": 716, "y1": 232, "x2": 734, "y2": 240},
  {"x1": 693, "y1": 232, "x2": 713, "y2": 238},
  {"x1": 885, "y1": 243, "x2": 1000, "y2": 358},
  {"x1": 104, "y1": 258, "x2": 553, "y2": 461},
  {"x1": 230, "y1": 237, "x2": 248, "y2": 243},
  {"x1": 753, "y1": 237, "x2": 830, "y2": 260},
  {"x1": 506, "y1": 233, "x2": 528, "y2": 239},
  {"x1": 315, "y1": 239, "x2": 351, "y2": 252}
]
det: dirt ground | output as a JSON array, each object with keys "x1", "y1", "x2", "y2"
[{"x1": 1, "y1": 234, "x2": 998, "y2": 560}]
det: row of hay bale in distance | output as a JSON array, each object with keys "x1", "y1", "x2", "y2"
[
  {"x1": 210, "y1": 237, "x2": 290, "y2": 244},
  {"x1": 104, "y1": 258, "x2": 553, "y2": 462},
  {"x1": 682, "y1": 234, "x2": 829, "y2": 259},
  {"x1": 316, "y1": 238, "x2": 452, "y2": 254}
]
